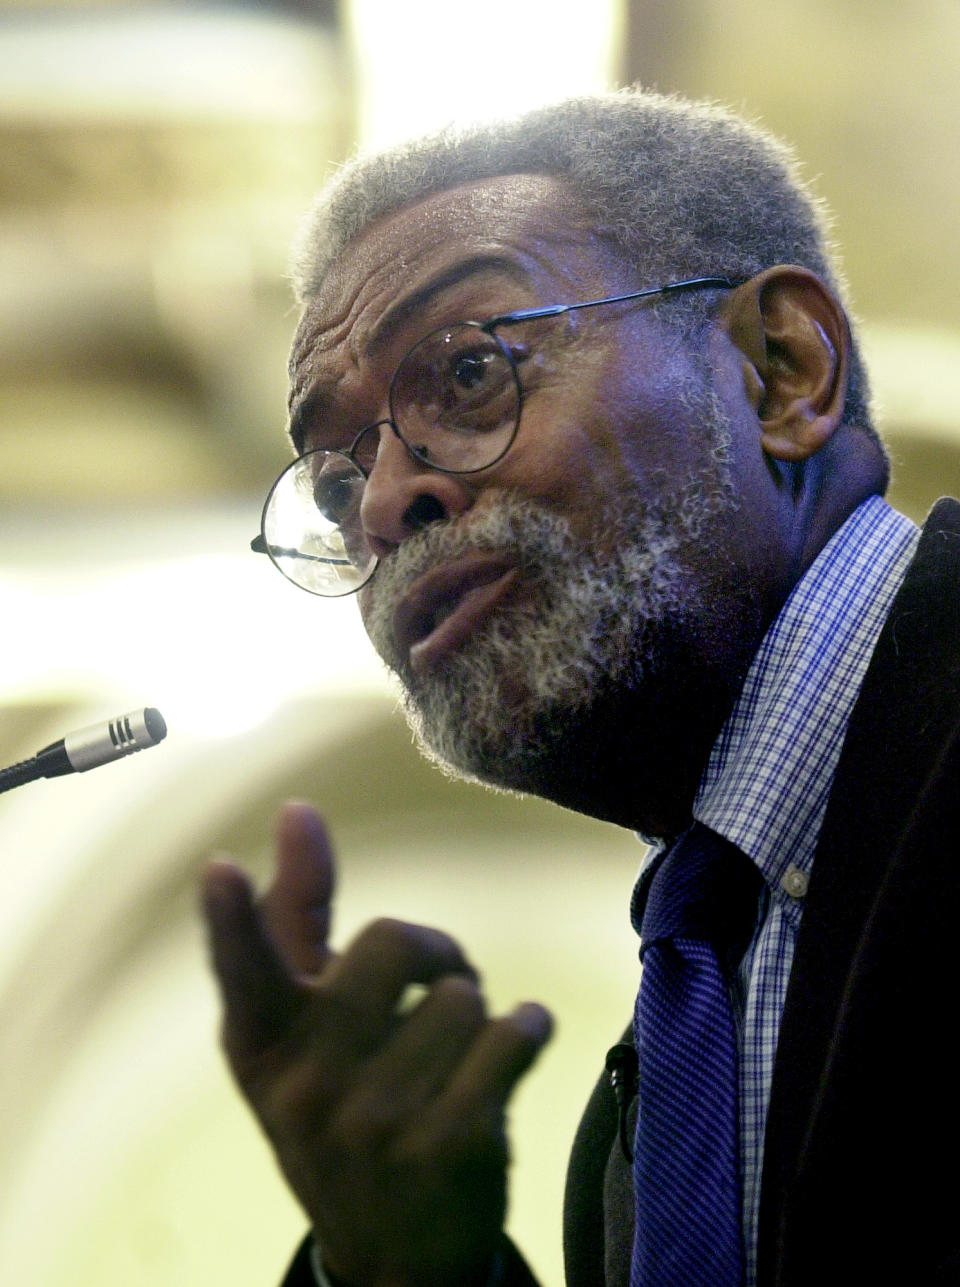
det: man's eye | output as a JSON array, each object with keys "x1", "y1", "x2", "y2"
[
  {"x1": 451, "y1": 350, "x2": 496, "y2": 391},
  {"x1": 393, "y1": 324, "x2": 519, "y2": 439},
  {"x1": 441, "y1": 345, "x2": 511, "y2": 406},
  {"x1": 314, "y1": 470, "x2": 360, "y2": 523}
]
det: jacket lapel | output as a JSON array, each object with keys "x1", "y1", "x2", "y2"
[{"x1": 758, "y1": 498, "x2": 960, "y2": 1283}]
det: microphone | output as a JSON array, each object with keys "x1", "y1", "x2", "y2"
[{"x1": 0, "y1": 708, "x2": 167, "y2": 794}]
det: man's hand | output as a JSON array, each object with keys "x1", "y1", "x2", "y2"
[{"x1": 201, "y1": 801, "x2": 553, "y2": 1287}]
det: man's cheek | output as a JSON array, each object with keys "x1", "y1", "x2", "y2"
[{"x1": 357, "y1": 586, "x2": 380, "y2": 640}]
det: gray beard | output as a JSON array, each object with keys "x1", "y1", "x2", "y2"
[{"x1": 364, "y1": 459, "x2": 736, "y2": 797}]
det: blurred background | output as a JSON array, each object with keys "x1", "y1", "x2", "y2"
[{"x1": 0, "y1": 2, "x2": 957, "y2": 1283}]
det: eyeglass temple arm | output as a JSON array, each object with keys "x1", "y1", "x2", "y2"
[
  {"x1": 250, "y1": 534, "x2": 351, "y2": 567},
  {"x1": 484, "y1": 276, "x2": 739, "y2": 330}
]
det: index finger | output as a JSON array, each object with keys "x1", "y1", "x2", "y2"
[{"x1": 322, "y1": 917, "x2": 479, "y2": 1040}]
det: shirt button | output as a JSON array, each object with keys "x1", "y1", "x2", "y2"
[{"x1": 781, "y1": 866, "x2": 809, "y2": 899}]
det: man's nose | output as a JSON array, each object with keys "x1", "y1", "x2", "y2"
[{"x1": 358, "y1": 425, "x2": 475, "y2": 557}]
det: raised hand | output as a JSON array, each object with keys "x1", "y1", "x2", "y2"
[{"x1": 201, "y1": 802, "x2": 552, "y2": 1287}]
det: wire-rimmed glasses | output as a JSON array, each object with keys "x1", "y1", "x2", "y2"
[{"x1": 254, "y1": 275, "x2": 737, "y2": 597}]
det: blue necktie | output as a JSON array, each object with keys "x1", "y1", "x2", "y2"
[{"x1": 630, "y1": 822, "x2": 760, "y2": 1287}]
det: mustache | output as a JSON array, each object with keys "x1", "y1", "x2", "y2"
[
  {"x1": 363, "y1": 496, "x2": 583, "y2": 667},
  {"x1": 373, "y1": 497, "x2": 576, "y2": 598}
]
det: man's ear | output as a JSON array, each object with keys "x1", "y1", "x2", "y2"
[{"x1": 720, "y1": 266, "x2": 850, "y2": 462}]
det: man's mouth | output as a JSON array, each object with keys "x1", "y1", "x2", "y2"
[{"x1": 391, "y1": 551, "x2": 521, "y2": 676}]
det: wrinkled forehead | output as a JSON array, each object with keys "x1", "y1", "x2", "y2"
[
  {"x1": 314, "y1": 173, "x2": 593, "y2": 309},
  {"x1": 287, "y1": 174, "x2": 618, "y2": 393}
]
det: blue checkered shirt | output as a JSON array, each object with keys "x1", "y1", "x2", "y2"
[{"x1": 630, "y1": 495, "x2": 920, "y2": 1286}]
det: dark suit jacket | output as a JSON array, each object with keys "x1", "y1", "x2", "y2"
[
  {"x1": 284, "y1": 499, "x2": 960, "y2": 1286},
  {"x1": 564, "y1": 497, "x2": 960, "y2": 1286}
]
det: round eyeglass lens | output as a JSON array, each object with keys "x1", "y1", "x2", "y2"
[
  {"x1": 389, "y1": 323, "x2": 521, "y2": 472},
  {"x1": 260, "y1": 450, "x2": 377, "y2": 597}
]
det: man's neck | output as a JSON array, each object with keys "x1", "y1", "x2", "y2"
[{"x1": 513, "y1": 649, "x2": 756, "y2": 841}]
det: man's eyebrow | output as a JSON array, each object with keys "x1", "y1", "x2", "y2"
[
  {"x1": 288, "y1": 388, "x2": 327, "y2": 454},
  {"x1": 364, "y1": 254, "x2": 534, "y2": 359}
]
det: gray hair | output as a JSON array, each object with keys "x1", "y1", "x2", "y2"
[{"x1": 292, "y1": 88, "x2": 877, "y2": 450}]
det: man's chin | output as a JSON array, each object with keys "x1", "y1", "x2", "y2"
[{"x1": 397, "y1": 677, "x2": 579, "y2": 797}]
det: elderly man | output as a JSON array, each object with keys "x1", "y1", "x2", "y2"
[{"x1": 202, "y1": 89, "x2": 960, "y2": 1287}]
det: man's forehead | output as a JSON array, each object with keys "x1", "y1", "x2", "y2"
[
  {"x1": 304, "y1": 175, "x2": 604, "y2": 325},
  {"x1": 335, "y1": 173, "x2": 591, "y2": 276}
]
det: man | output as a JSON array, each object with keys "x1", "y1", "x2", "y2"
[{"x1": 202, "y1": 89, "x2": 960, "y2": 1287}]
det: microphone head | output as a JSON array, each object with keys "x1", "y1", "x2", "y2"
[
  {"x1": 64, "y1": 707, "x2": 167, "y2": 772},
  {"x1": 142, "y1": 707, "x2": 168, "y2": 745}
]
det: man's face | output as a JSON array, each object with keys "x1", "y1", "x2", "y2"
[{"x1": 288, "y1": 175, "x2": 766, "y2": 807}]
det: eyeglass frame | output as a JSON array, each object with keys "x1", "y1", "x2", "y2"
[{"x1": 252, "y1": 273, "x2": 741, "y2": 589}]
